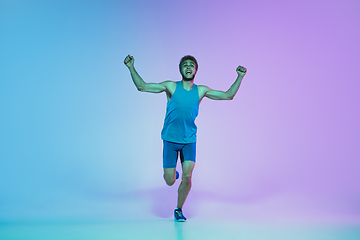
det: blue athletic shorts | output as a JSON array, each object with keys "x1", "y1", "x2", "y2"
[{"x1": 163, "y1": 140, "x2": 196, "y2": 168}]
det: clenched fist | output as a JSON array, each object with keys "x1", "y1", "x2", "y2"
[
  {"x1": 236, "y1": 66, "x2": 247, "y2": 76},
  {"x1": 124, "y1": 55, "x2": 134, "y2": 68}
]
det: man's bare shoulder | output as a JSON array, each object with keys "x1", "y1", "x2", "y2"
[
  {"x1": 161, "y1": 80, "x2": 177, "y2": 90},
  {"x1": 160, "y1": 80, "x2": 177, "y2": 95},
  {"x1": 197, "y1": 85, "x2": 211, "y2": 100},
  {"x1": 197, "y1": 85, "x2": 211, "y2": 93}
]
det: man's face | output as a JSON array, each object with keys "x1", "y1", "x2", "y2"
[{"x1": 181, "y1": 60, "x2": 197, "y2": 81}]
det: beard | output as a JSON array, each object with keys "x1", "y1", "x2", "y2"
[{"x1": 181, "y1": 73, "x2": 195, "y2": 81}]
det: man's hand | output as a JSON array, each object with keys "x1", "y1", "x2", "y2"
[
  {"x1": 236, "y1": 65, "x2": 247, "y2": 76},
  {"x1": 124, "y1": 55, "x2": 134, "y2": 68}
]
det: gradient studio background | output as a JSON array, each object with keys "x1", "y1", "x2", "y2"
[{"x1": 1, "y1": 0, "x2": 359, "y2": 223}]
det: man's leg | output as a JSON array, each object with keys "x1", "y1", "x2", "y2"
[
  {"x1": 163, "y1": 168, "x2": 177, "y2": 186},
  {"x1": 177, "y1": 160, "x2": 195, "y2": 209}
]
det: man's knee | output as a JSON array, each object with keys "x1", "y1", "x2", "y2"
[
  {"x1": 181, "y1": 160, "x2": 195, "y2": 183},
  {"x1": 164, "y1": 173, "x2": 175, "y2": 186},
  {"x1": 165, "y1": 178, "x2": 175, "y2": 186},
  {"x1": 181, "y1": 173, "x2": 192, "y2": 183}
]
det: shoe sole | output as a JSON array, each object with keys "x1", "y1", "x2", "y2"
[{"x1": 175, "y1": 219, "x2": 186, "y2": 222}]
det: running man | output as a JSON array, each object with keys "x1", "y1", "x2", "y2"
[{"x1": 124, "y1": 55, "x2": 247, "y2": 221}]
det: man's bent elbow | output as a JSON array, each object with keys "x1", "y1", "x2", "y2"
[
  {"x1": 227, "y1": 94, "x2": 235, "y2": 100},
  {"x1": 136, "y1": 84, "x2": 146, "y2": 92}
]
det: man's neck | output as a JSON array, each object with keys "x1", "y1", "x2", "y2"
[{"x1": 181, "y1": 79, "x2": 194, "y2": 91}]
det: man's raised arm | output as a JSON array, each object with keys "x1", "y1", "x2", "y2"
[
  {"x1": 124, "y1": 55, "x2": 166, "y2": 93},
  {"x1": 203, "y1": 65, "x2": 247, "y2": 100}
]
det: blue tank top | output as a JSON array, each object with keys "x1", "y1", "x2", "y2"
[{"x1": 161, "y1": 81, "x2": 199, "y2": 143}]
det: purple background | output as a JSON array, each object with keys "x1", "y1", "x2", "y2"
[{"x1": 1, "y1": 0, "x2": 359, "y2": 223}]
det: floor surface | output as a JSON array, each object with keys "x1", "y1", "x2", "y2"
[
  {"x1": 1, "y1": 218, "x2": 360, "y2": 240},
  {"x1": 1, "y1": 190, "x2": 359, "y2": 240}
]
